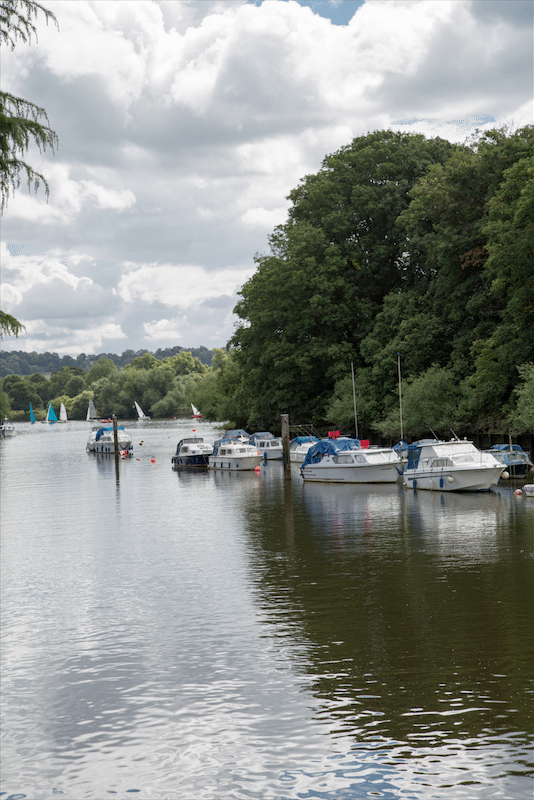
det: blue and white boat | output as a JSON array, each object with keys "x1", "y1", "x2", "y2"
[
  {"x1": 301, "y1": 438, "x2": 401, "y2": 483},
  {"x1": 86, "y1": 426, "x2": 133, "y2": 454},
  {"x1": 483, "y1": 444, "x2": 533, "y2": 478},
  {"x1": 249, "y1": 431, "x2": 283, "y2": 460},
  {"x1": 209, "y1": 438, "x2": 261, "y2": 471},
  {"x1": 400, "y1": 438, "x2": 504, "y2": 491},
  {"x1": 171, "y1": 436, "x2": 213, "y2": 469}
]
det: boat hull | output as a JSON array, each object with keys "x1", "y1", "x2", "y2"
[
  {"x1": 301, "y1": 462, "x2": 400, "y2": 483},
  {"x1": 172, "y1": 454, "x2": 210, "y2": 469},
  {"x1": 209, "y1": 455, "x2": 261, "y2": 471},
  {"x1": 402, "y1": 466, "x2": 503, "y2": 492},
  {"x1": 86, "y1": 429, "x2": 133, "y2": 454}
]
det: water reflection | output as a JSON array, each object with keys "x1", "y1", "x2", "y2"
[{"x1": 1, "y1": 425, "x2": 532, "y2": 799}]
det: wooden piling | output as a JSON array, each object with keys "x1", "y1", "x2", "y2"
[{"x1": 281, "y1": 413, "x2": 291, "y2": 480}]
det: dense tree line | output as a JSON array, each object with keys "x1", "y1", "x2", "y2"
[
  {"x1": 227, "y1": 126, "x2": 533, "y2": 438},
  {"x1": 1, "y1": 350, "x2": 212, "y2": 421},
  {"x1": 0, "y1": 345, "x2": 213, "y2": 377}
]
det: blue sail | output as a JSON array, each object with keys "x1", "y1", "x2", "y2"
[
  {"x1": 47, "y1": 404, "x2": 58, "y2": 423},
  {"x1": 30, "y1": 402, "x2": 36, "y2": 424}
]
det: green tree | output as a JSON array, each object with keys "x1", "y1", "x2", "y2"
[
  {"x1": 85, "y1": 358, "x2": 118, "y2": 385},
  {"x1": 231, "y1": 131, "x2": 457, "y2": 427},
  {"x1": 3, "y1": 374, "x2": 42, "y2": 410},
  {"x1": 0, "y1": 310, "x2": 25, "y2": 337},
  {"x1": 1, "y1": 0, "x2": 58, "y2": 212},
  {"x1": 0, "y1": 378, "x2": 13, "y2": 418},
  {"x1": 509, "y1": 363, "x2": 534, "y2": 433}
]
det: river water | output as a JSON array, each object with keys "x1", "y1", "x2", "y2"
[{"x1": 1, "y1": 420, "x2": 533, "y2": 800}]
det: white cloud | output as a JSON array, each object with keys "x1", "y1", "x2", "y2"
[{"x1": 118, "y1": 263, "x2": 253, "y2": 308}]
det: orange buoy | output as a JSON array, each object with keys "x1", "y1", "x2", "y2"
[
  {"x1": 151, "y1": 457, "x2": 155, "y2": 464},
  {"x1": 254, "y1": 465, "x2": 260, "y2": 472}
]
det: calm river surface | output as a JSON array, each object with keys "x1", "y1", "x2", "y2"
[{"x1": 1, "y1": 420, "x2": 533, "y2": 800}]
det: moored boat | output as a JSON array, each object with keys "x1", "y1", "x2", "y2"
[
  {"x1": 289, "y1": 435, "x2": 319, "y2": 463},
  {"x1": 483, "y1": 443, "x2": 533, "y2": 478},
  {"x1": 209, "y1": 438, "x2": 262, "y2": 471},
  {"x1": 400, "y1": 438, "x2": 504, "y2": 491},
  {"x1": 171, "y1": 436, "x2": 213, "y2": 469},
  {"x1": 249, "y1": 431, "x2": 283, "y2": 460},
  {"x1": 1, "y1": 418, "x2": 16, "y2": 437},
  {"x1": 301, "y1": 438, "x2": 401, "y2": 483},
  {"x1": 86, "y1": 426, "x2": 133, "y2": 454}
]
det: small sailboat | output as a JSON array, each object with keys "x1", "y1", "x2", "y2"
[
  {"x1": 86, "y1": 398, "x2": 98, "y2": 421},
  {"x1": 134, "y1": 401, "x2": 151, "y2": 421},
  {"x1": 42, "y1": 403, "x2": 58, "y2": 424},
  {"x1": 59, "y1": 402, "x2": 68, "y2": 423},
  {"x1": 191, "y1": 403, "x2": 202, "y2": 419},
  {"x1": 29, "y1": 402, "x2": 36, "y2": 424}
]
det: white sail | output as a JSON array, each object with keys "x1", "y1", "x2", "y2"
[
  {"x1": 59, "y1": 402, "x2": 68, "y2": 422},
  {"x1": 86, "y1": 399, "x2": 97, "y2": 421},
  {"x1": 191, "y1": 403, "x2": 202, "y2": 418},
  {"x1": 135, "y1": 401, "x2": 150, "y2": 420}
]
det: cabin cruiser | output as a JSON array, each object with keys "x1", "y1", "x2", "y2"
[
  {"x1": 400, "y1": 438, "x2": 504, "y2": 491},
  {"x1": 300, "y1": 438, "x2": 402, "y2": 483},
  {"x1": 171, "y1": 436, "x2": 213, "y2": 469},
  {"x1": 249, "y1": 431, "x2": 283, "y2": 460},
  {"x1": 289, "y1": 435, "x2": 319, "y2": 463},
  {"x1": 1, "y1": 418, "x2": 15, "y2": 437},
  {"x1": 209, "y1": 438, "x2": 262, "y2": 471},
  {"x1": 483, "y1": 444, "x2": 533, "y2": 478},
  {"x1": 86, "y1": 426, "x2": 133, "y2": 455}
]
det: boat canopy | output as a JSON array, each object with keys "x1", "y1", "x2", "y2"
[
  {"x1": 489, "y1": 443, "x2": 526, "y2": 452},
  {"x1": 224, "y1": 429, "x2": 250, "y2": 440},
  {"x1": 290, "y1": 435, "x2": 318, "y2": 448},
  {"x1": 95, "y1": 426, "x2": 124, "y2": 441},
  {"x1": 249, "y1": 432, "x2": 275, "y2": 444},
  {"x1": 301, "y1": 438, "x2": 361, "y2": 468}
]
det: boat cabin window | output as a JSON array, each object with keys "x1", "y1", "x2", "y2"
[
  {"x1": 333, "y1": 455, "x2": 354, "y2": 464},
  {"x1": 432, "y1": 458, "x2": 453, "y2": 467}
]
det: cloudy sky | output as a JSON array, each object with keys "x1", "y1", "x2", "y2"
[{"x1": 2, "y1": 0, "x2": 532, "y2": 356}]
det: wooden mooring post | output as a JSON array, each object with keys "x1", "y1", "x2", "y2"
[
  {"x1": 281, "y1": 413, "x2": 291, "y2": 480},
  {"x1": 113, "y1": 414, "x2": 120, "y2": 484}
]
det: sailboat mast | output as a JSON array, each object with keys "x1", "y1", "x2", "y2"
[
  {"x1": 397, "y1": 352, "x2": 404, "y2": 442},
  {"x1": 351, "y1": 361, "x2": 359, "y2": 439}
]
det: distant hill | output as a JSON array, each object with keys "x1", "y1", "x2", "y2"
[{"x1": 0, "y1": 346, "x2": 214, "y2": 378}]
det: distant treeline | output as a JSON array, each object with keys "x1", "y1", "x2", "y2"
[{"x1": 0, "y1": 345, "x2": 213, "y2": 378}]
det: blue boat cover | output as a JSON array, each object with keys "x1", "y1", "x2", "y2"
[
  {"x1": 249, "y1": 432, "x2": 276, "y2": 444},
  {"x1": 489, "y1": 444, "x2": 525, "y2": 453},
  {"x1": 290, "y1": 435, "x2": 318, "y2": 447},
  {"x1": 301, "y1": 438, "x2": 361, "y2": 469},
  {"x1": 95, "y1": 426, "x2": 124, "y2": 441},
  {"x1": 224, "y1": 429, "x2": 250, "y2": 440}
]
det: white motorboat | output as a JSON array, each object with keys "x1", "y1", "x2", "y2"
[
  {"x1": 86, "y1": 426, "x2": 133, "y2": 454},
  {"x1": 1, "y1": 418, "x2": 16, "y2": 437},
  {"x1": 172, "y1": 436, "x2": 213, "y2": 469},
  {"x1": 209, "y1": 438, "x2": 262, "y2": 471},
  {"x1": 249, "y1": 431, "x2": 283, "y2": 460},
  {"x1": 289, "y1": 435, "x2": 319, "y2": 463},
  {"x1": 300, "y1": 438, "x2": 402, "y2": 483},
  {"x1": 400, "y1": 438, "x2": 504, "y2": 491}
]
